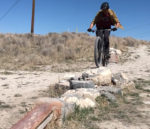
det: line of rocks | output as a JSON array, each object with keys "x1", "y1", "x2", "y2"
[
  {"x1": 39, "y1": 67, "x2": 134, "y2": 128},
  {"x1": 11, "y1": 67, "x2": 135, "y2": 129}
]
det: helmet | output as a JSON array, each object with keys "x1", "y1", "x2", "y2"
[{"x1": 100, "y1": 2, "x2": 109, "y2": 10}]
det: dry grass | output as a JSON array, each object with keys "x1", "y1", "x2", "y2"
[
  {"x1": 110, "y1": 36, "x2": 148, "y2": 51},
  {"x1": 56, "y1": 79, "x2": 150, "y2": 129},
  {"x1": 57, "y1": 93, "x2": 141, "y2": 129},
  {"x1": 58, "y1": 88, "x2": 146, "y2": 129},
  {"x1": 0, "y1": 32, "x2": 149, "y2": 71}
]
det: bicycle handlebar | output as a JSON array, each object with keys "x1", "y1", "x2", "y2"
[{"x1": 87, "y1": 27, "x2": 117, "y2": 33}]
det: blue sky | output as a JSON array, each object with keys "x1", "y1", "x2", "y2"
[{"x1": 0, "y1": 0, "x2": 150, "y2": 41}]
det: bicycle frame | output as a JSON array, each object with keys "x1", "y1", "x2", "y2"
[
  {"x1": 96, "y1": 29, "x2": 110, "y2": 55},
  {"x1": 88, "y1": 28, "x2": 117, "y2": 67}
]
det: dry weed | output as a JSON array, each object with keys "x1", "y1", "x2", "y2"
[{"x1": 0, "y1": 33, "x2": 149, "y2": 70}]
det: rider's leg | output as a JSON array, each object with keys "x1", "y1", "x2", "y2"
[{"x1": 104, "y1": 30, "x2": 110, "y2": 59}]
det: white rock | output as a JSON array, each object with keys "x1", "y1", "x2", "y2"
[
  {"x1": 76, "y1": 98, "x2": 96, "y2": 108},
  {"x1": 91, "y1": 68, "x2": 112, "y2": 86},
  {"x1": 61, "y1": 96, "x2": 96, "y2": 108},
  {"x1": 110, "y1": 48, "x2": 122, "y2": 55},
  {"x1": 63, "y1": 96, "x2": 79, "y2": 104},
  {"x1": 63, "y1": 74, "x2": 76, "y2": 80},
  {"x1": 120, "y1": 73, "x2": 128, "y2": 81},
  {"x1": 62, "y1": 88, "x2": 100, "y2": 101},
  {"x1": 116, "y1": 49, "x2": 122, "y2": 55},
  {"x1": 76, "y1": 88, "x2": 100, "y2": 100},
  {"x1": 61, "y1": 88, "x2": 99, "y2": 108},
  {"x1": 83, "y1": 67, "x2": 106, "y2": 76},
  {"x1": 62, "y1": 90, "x2": 76, "y2": 96}
]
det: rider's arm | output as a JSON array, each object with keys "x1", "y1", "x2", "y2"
[
  {"x1": 89, "y1": 22, "x2": 94, "y2": 29},
  {"x1": 89, "y1": 11, "x2": 101, "y2": 29},
  {"x1": 109, "y1": 9, "x2": 124, "y2": 29},
  {"x1": 115, "y1": 22, "x2": 121, "y2": 28}
]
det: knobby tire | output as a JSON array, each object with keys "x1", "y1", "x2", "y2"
[{"x1": 94, "y1": 37, "x2": 102, "y2": 68}]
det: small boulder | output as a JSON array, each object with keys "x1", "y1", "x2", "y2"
[
  {"x1": 112, "y1": 72, "x2": 135, "y2": 90},
  {"x1": 109, "y1": 48, "x2": 122, "y2": 63},
  {"x1": 70, "y1": 80, "x2": 95, "y2": 89},
  {"x1": 91, "y1": 68, "x2": 112, "y2": 86},
  {"x1": 61, "y1": 94, "x2": 96, "y2": 108},
  {"x1": 98, "y1": 86, "x2": 122, "y2": 95},
  {"x1": 61, "y1": 88, "x2": 100, "y2": 108},
  {"x1": 101, "y1": 92, "x2": 116, "y2": 102}
]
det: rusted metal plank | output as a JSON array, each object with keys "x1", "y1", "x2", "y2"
[
  {"x1": 37, "y1": 113, "x2": 53, "y2": 129},
  {"x1": 11, "y1": 103, "x2": 53, "y2": 129}
]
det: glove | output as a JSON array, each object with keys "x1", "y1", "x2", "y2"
[
  {"x1": 87, "y1": 28, "x2": 92, "y2": 32},
  {"x1": 112, "y1": 28, "x2": 117, "y2": 31}
]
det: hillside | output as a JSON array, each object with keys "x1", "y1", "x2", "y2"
[{"x1": 0, "y1": 32, "x2": 149, "y2": 71}]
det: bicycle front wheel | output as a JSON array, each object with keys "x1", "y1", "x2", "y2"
[{"x1": 94, "y1": 37, "x2": 102, "y2": 68}]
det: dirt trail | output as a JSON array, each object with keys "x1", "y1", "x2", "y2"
[
  {"x1": 98, "y1": 45, "x2": 150, "y2": 129},
  {"x1": 0, "y1": 45, "x2": 150, "y2": 129},
  {"x1": 109, "y1": 45, "x2": 150, "y2": 80}
]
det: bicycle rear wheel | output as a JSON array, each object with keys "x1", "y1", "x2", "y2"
[{"x1": 94, "y1": 37, "x2": 102, "y2": 68}]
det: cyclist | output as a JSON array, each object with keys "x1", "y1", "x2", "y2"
[{"x1": 87, "y1": 2, "x2": 123, "y2": 59}]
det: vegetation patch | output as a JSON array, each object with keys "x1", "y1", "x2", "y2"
[
  {"x1": 134, "y1": 79, "x2": 150, "y2": 93},
  {"x1": 41, "y1": 84, "x2": 69, "y2": 98},
  {"x1": 59, "y1": 90, "x2": 143, "y2": 129},
  {"x1": 0, "y1": 33, "x2": 148, "y2": 71},
  {"x1": 45, "y1": 79, "x2": 150, "y2": 129},
  {"x1": 67, "y1": 106, "x2": 94, "y2": 121},
  {"x1": 0, "y1": 101, "x2": 14, "y2": 109},
  {"x1": 0, "y1": 71, "x2": 14, "y2": 75}
]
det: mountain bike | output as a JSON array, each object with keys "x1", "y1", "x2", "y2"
[{"x1": 88, "y1": 28, "x2": 117, "y2": 67}]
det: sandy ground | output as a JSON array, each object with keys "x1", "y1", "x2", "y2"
[
  {"x1": 108, "y1": 45, "x2": 150, "y2": 80},
  {"x1": 0, "y1": 45, "x2": 150, "y2": 129},
  {"x1": 0, "y1": 71, "x2": 79, "y2": 129}
]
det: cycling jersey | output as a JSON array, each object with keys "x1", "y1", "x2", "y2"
[{"x1": 91, "y1": 9, "x2": 123, "y2": 29}]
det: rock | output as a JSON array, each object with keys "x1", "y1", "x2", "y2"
[
  {"x1": 61, "y1": 94, "x2": 81, "y2": 105},
  {"x1": 77, "y1": 88, "x2": 100, "y2": 100},
  {"x1": 82, "y1": 72, "x2": 89, "y2": 80},
  {"x1": 61, "y1": 88, "x2": 100, "y2": 108},
  {"x1": 76, "y1": 98, "x2": 96, "y2": 108},
  {"x1": 61, "y1": 102, "x2": 75, "y2": 120},
  {"x1": 98, "y1": 86, "x2": 122, "y2": 95},
  {"x1": 61, "y1": 95, "x2": 96, "y2": 108},
  {"x1": 116, "y1": 49, "x2": 122, "y2": 55},
  {"x1": 62, "y1": 89, "x2": 76, "y2": 95},
  {"x1": 110, "y1": 48, "x2": 122, "y2": 55},
  {"x1": 121, "y1": 81, "x2": 135, "y2": 90},
  {"x1": 101, "y1": 92, "x2": 116, "y2": 102},
  {"x1": 62, "y1": 88, "x2": 100, "y2": 100},
  {"x1": 91, "y1": 68, "x2": 112, "y2": 86},
  {"x1": 109, "y1": 53, "x2": 119, "y2": 63},
  {"x1": 112, "y1": 72, "x2": 135, "y2": 90},
  {"x1": 83, "y1": 67, "x2": 106, "y2": 77},
  {"x1": 70, "y1": 80, "x2": 95, "y2": 89},
  {"x1": 109, "y1": 48, "x2": 122, "y2": 63},
  {"x1": 112, "y1": 72, "x2": 128, "y2": 85}
]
